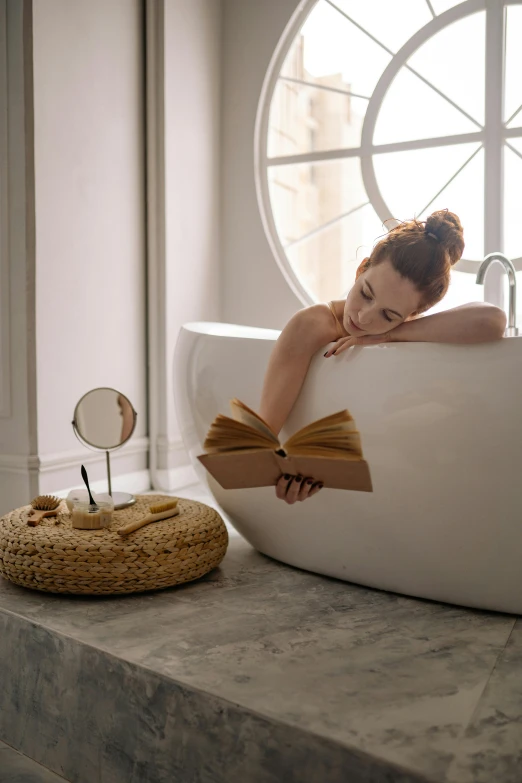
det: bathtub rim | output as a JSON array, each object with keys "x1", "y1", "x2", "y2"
[
  {"x1": 181, "y1": 321, "x2": 282, "y2": 341},
  {"x1": 181, "y1": 320, "x2": 522, "y2": 345}
]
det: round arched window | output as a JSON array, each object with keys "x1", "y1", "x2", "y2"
[{"x1": 255, "y1": 0, "x2": 522, "y2": 309}]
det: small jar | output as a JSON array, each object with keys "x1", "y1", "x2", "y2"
[
  {"x1": 66, "y1": 489, "x2": 113, "y2": 513},
  {"x1": 71, "y1": 498, "x2": 114, "y2": 529},
  {"x1": 66, "y1": 488, "x2": 88, "y2": 512}
]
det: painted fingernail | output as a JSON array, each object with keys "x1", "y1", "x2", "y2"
[
  {"x1": 324, "y1": 352, "x2": 329, "y2": 357},
  {"x1": 283, "y1": 474, "x2": 291, "y2": 480},
  {"x1": 318, "y1": 482, "x2": 324, "y2": 489},
  {"x1": 295, "y1": 475, "x2": 303, "y2": 483},
  {"x1": 306, "y1": 479, "x2": 314, "y2": 485}
]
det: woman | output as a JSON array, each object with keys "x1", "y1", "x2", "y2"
[{"x1": 258, "y1": 209, "x2": 506, "y2": 504}]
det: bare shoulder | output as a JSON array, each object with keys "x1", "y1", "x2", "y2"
[{"x1": 288, "y1": 303, "x2": 340, "y2": 349}]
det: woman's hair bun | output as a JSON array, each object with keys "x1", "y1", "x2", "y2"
[{"x1": 425, "y1": 209, "x2": 464, "y2": 265}]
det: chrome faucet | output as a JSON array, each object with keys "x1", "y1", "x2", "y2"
[{"x1": 476, "y1": 252, "x2": 518, "y2": 336}]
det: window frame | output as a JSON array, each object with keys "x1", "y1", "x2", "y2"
[{"x1": 255, "y1": 0, "x2": 522, "y2": 309}]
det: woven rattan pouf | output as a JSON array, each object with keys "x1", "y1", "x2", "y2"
[{"x1": 0, "y1": 494, "x2": 228, "y2": 595}]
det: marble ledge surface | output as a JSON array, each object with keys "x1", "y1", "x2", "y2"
[
  {"x1": 0, "y1": 740, "x2": 69, "y2": 782},
  {"x1": 0, "y1": 484, "x2": 521, "y2": 783}
]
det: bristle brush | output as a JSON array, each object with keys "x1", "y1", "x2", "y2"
[
  {"x1": 27, "y1": 495, "x2": 62, "y2": 526},
  {"x1": 117, "y1": 499, "x2": 179, "y2": 537}
]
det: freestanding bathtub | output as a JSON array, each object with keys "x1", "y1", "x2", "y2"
[{"x1": 174, "y1": 321, "x2": 522, "y2": 615}]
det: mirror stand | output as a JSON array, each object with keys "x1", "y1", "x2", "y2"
[
  {"x1": 106, "y1": 451, "x2": 136, "y2": 510},
  {"x1": 71, "y1": 387, "x2": 138, "y2": 511}
]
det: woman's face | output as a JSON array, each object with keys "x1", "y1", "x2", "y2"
[{"x1": 343, "y1": 259, "x2": 422, "y2": 336}]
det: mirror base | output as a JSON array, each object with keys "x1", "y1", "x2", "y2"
[{"x1": 112, "y1": 492, "x2": 137, "y2": 510}]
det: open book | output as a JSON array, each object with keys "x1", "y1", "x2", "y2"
[{"x1": 198, "y1": 399, "x2": 372, "y2": 492}]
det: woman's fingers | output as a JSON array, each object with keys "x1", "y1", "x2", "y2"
[
  {"x1": 324, "y1": 332, "x2": 391, "y2": 357},
  {"x1": 275, "y1": 474, "x2": 323, "y2": 503},
  {"x1": 297, "y1": 477, "x2": 324, "y2": 500},
  {"x1": 285, "y1": 475, "x2": 304, "y2": 503},
  {"x1": 275, "y1": 474, "x2": 293, "y2": 500},
  {"x1": 275, "y1": 474, "x2": 302, "y2": 503},
  {"x1": 298, "y1": 477, "x2": 315, "y2": 500},
  {"x1": 306, "y1": 480, "x2": 324, "y2": 498},
  {"x1": 331, "y1": 338, "x2": 355, "y2": 355},
  {"x1": 324, "y1": 338, "x2": 353, "y2": 357}
]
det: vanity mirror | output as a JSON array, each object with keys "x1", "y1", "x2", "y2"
[{"x1": 72, "y1": 387, "x2": 138, "y2": 509}]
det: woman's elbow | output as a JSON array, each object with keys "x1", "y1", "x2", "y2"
[{"x1": 479, "y1": 305, "x2": 506, "y2": 340}]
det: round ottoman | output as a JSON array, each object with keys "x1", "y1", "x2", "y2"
[{"x1": 0, "y1": 494, "x2": 228, "y2": 595}]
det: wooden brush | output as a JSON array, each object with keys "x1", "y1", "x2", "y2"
[
  {"x1": 27, "y1": 495, "x2": 62, "y2": 526},
  {"x1": 117, "y1": 499, "x2": 179, "y2": 537}
]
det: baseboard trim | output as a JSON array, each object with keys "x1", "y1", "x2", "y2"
[
  {"x1": 0, "y1": 436, "x2": 149, "y2": 474},
  {"x1": 0, "y1": 437, "x2": 199, "y2": 495},
  {"x1": 0, "y1": 436, "x2": 197, "y2": 496},
  {"x1": 0, "y1": 437, "x2": 150, "y2": 496},
  {"x1": 38, "y1": 436, "x2": 150, "y2": 473},
  {"x1": 151, "y1": 463, "x2": 200, "y2": 493},
  {"x1": 154, "y1": 435, "x2": 189, "y2": 470}
]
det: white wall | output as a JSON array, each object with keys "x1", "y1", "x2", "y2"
[
  {"x1": 0, "y1": 0, "x2": 223, "y2": 509},
  {"x1": 221, "y1": 0, "x2": 302, "y2": 329},
  {"x1": 32, "y1": 0, "x2": 148, "y2": 493},
  {"x1": 157, "y1": 0, "x2": 222, "y2": 487}
]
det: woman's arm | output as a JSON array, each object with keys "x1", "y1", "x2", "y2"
[
  {"x1": 258, "y1": 304, "x2": 337, "y2": 435},
  {"x1": 391, "y1": 302, "x2": 506, "y2": 344},
  {"x1": 327, "y1": 303, "x2": 507, "y2": 357}
]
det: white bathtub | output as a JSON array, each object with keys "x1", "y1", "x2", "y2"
[{"x1": 174, "y1": 321, "x2": 522, "y2": 615}]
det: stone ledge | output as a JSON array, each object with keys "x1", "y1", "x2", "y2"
[{"x1": 0, "y1": 532, "x2": 521, "y2": 783}]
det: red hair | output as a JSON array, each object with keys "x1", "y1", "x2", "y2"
[{"x1": 361, "y1": 209, "x2": 465, "y2": 314}]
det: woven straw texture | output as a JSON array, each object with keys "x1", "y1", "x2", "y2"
[{"x1": 0, "y1": 494, "x2": 228, "y2": 595}]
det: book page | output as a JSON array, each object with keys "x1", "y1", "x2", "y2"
[
  {"x1": 286, "y1": 409, "x2": 355, "y2": 438},
  {"x1": 229, "y1": 399, "x2": 279, "y2": 443},
  {"x1": 284, "y1": 409, "x2": 363, "y2": 459},
  {"x1": 204, "y1": 413, "x2": 280, "y2": 454}
]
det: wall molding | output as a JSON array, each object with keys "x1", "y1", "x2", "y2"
[
  {"x1": 0, "y1": 433, "x2": 192, "y2": 492},
  {"x1": 155, "y1": 435, "x2": 188, "y2": 468},
  {"x1": 154, "y1": 463, "x2": 200, "y2": 493},
  {"x1": 145, "y1": 0, "x2": 167, "y2": 491},
  {"x1": 0, "y1": 0, "x2": 11, "y2": 418},
  {"x1": 0, "y1": 0, "x2": 39, "y2": 512},
  {"x1": 145, "y1": 0, "x2": 192, "y2": 492},
  {"x1": 0, "y1": 436, "x2": 149, "y2": 475},
  {"x1": 39, "y1": 436, "x2": 150, "y2": 474},
  {"x1": 0, "y1": 1, "x2": 192, "y2": 506},
  {"x1": 0, "y1": 436, "x2": 150, "y2": 499}
]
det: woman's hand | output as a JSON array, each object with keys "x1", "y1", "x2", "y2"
[
  {"x1": 275, "y1": 474, "x2": 323, "y2": 503},
  {"x1": 324, "y1": 331, "x2": 391, "y2": 357}
]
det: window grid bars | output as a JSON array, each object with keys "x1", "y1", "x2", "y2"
[
  {"x1": 505, "y1": 101, "x2": 522, "y2": 127},
  {"x1": 325, "y1": 0, "x2": 483, "y2": 128},
  {"x1": 283, "y1": 201, "x2": 370, "y2": 249},
  {"x1": 417, "y1": 144, "x2": 483, "y2": 217},
  {"x1": 278, "y1": 75, "x2": 370, "y2": 101},
  {"x1": 505, "y1": 140, "x2": 522, "y2": 161}
]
